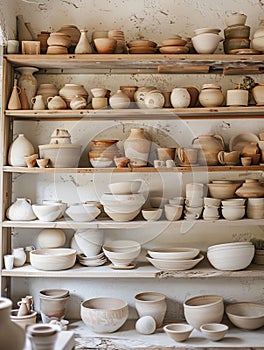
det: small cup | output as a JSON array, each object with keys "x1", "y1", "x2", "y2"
[
  {"x1": 166, "y1": 159, "x2": 175, "y2": 168},
  {"x1": 154, "y1": 160, "x2": 165, "y2": 168},
  {"x1": 241, "y1": 156, "x2": 252, "y2": 166},
  {"x1": 164, "y1": 204, "x2": 183, "y2": 221},
  {"x1": 7, "y1": 40, "x2": 19, "y2": 54},
  {"x1": 37, "y1": 158, "x2": 49, "y2": 168},
  {"x1": 157, "y1": 148, "x2": 176, "y2": 161},
  {"x1": 92, "y1": 97, "x2": 108, "y2": 109},
  {"x1": 4, "y1": 254, "x2": 15, "y2": 269}
]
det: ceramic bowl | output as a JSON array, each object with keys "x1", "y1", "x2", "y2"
[
  {"x1": 103, "y1": 239, "x2": 141, "y2": 252},
  {"x1": 224, "y1": 25, "x2": 250, "y2": 39},
  {"x1": 47, "y1": 32, "x2": 71, "y2": 47},
  {"x1": 104, "y1": 208, "x2": 140, "y2": 221},
  {"x1": 226, "y1": 302, "x2": 264, "y2": 329},
  {"x1": 108, "y1": 181, "x2": 142, "y2": 194},
  {"x1": 146, "y1": 253, "x2": 204, "y2": 271},
  {"x1": 225, "y1": 12, "x2": 247, "y2": 27},
  {"x1": 207, "y1": 182, "x2": 241, "y2": 199},
  {"x1": 81, "y1": 297, "x2": 129, "y2": 333},
  {"x1": 66, "y1": 203, "x2": 101, "y2": 222},
  {"x1": 90, "y1": 158, "x2": 114, "y2": 168},
  {"x1": 10, "y1": 309, "x2": 37, "y2": 330},
  {"x1": 32, "y1": 204, "x2": 62, "y2": 222},
  {"x1": 252, "y1": 37, "x2": 264, "y2": 52},
  {"x1": 38, "y1": 144, "x2": 82, "y2": 168},
  {"x1": 74, "y1": 229, "x2": 104, "y2": 257},
  {"x1": 183, "y1": 295, "x2": 224, "y2": 330},
  {"x1": 200, "y1": 323, "x2": 229, "y2": 341},
  {"x1": 30, "y1": 248, "x2": 76, "y2": 270},
  {"x1": 194, "y1": 28, "x2": 221, "y2": 35},
  {"x1": 101, "y1": 193, "x2": 146, "y2": 213},
  {"x1": 141, "y1": 208, "x2": 163, "y2": 221},
  {"x1": 103, "y1": 246, "x2": 141, "y2": 264},
  {"x1": 39, "y1": 295, "x2": 69, "y2": 323},
  {"x1": 94, "y1": 38, "x2": 117, "y2": 54},
  {"x1": 163, "y1": 323, "x2": 193, "y2": 342},
  {"x1": 91, "y1": 87, "x2": 108, "y2": 98},
  {"x1": 223, "y1": 38, "x2": 250, "y2": 53},
  {"x1": 147, "y1": 247, "x2": 200, "y2": 260},
  {"x1": 208, "y1": 241, "x2": 253, "y2": 251},
  {"x1": 39, "y1": 289, "x2": 70, "y2": 299},
  {"x1": 191, "y1": 33, "x2": 223, "y2": 54},
  {"x1": 164, "y1": 204, "x2": 183, "y2": 221}
]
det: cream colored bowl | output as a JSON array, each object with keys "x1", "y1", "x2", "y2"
[
  {"x1": 39, "y1": 144, "x2": 82, "y2": 168},
  {"x1": 147, "y1": 247, "x2": 200, "y2": 260},
  {"x1": 30, "y1": 248, "x2": 76, "y2": 270},
  {"x1": 226, "y1": 302, "x2": 264, "y2": 330},
  {"x1": 163, "y1": 323, "x2": 193, "y2": 342},
  {"x1": 146, "y1": 253, "x2": 204, "y2": 271}
]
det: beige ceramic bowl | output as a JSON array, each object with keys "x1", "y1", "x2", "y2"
[
  {"x1": 10, "y1": 310, "x2": 37, "y2": 330},
  {"x1": 183, "y1": 295, "x2": 224, "y2": 330},
  {"x1": 108, "y1": 181, "x2": 142, "y2": 195},
  {"x1": 65, "y1": 203, "x2": 101, "y2": 222},
  {"x1": 38, "y1": 144, "x2": 82, "y2": 168},
  {"x1": 163, "y1": 323, "x2": 193, "y2": 342},
  {"x1": 200, "y1": 323, "x2": 229, "y2": 341},
  {"x1": 30, "y1": 248, "x2": 76, "y2": 270},
  {"x1": 192, "y1": 33, "x2": 222, "y2": 54},
  {"x1": 32, "y1": 204, "x2": 62, "y2": 222},
  {"x1": 81, "y1": 297, "x2": 129, "y2": 333},
  {"x1": 147, "y1": 247, "x2": 200, "y2": 260},
  {"x1": 225, "y1": 12, "x2": 247, "y2": 27},
  {"x1": 207, "y1": 182, "x2": 241, "y2": 199},
  {"x1": 104, "y1": 208, "x2": 140, "y2": 221},
  {"x1": 146, "y1": 253, "x2": 204, "y2": 271},
  {"x1": 142, "y1": 208, "x2": 163, "y2": 221},
  {"x1": 94, "y1": 38, "x2": 117, "y2": 53},
  {"x1": 226, "y1": 302, "x2": 264, "y2": 330}
]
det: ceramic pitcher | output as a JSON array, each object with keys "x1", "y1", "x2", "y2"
[
  {"x1": 192, "y1": 134, "x2": 224, "y2": 165},
  {"x1": 6, "y1": 198, "x2": 36, "y2": 221}
]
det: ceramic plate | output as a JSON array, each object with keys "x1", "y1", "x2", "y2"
[{"x1": 229, "y1": 133, "x2": 259, "y2": 151}]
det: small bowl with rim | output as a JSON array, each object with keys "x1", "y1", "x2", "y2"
[
  {"x1": 200, "y1": 323, "x2": 229, "y2": 341},
  {"x1": 163, "y1": 323, "x2": 193, "y2": 342},
  {"x1": 141, "y1": 208, "x2": 162, "y2": 221},
  {"x1": 226, "y1": 302, "x2": 264, "y2": 329}
]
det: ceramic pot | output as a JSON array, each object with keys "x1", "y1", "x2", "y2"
[
  {"x1": 37, "y1": 228, "x2": 66, "y2": 249},
  {"x1": 177, "y1": 147, "x2": 198, "y2": 165},
  {"x1": 70, "y1": 95, "x2": 87, "y2": 109},
  {"x1": 58, "y1": 25, "x2": 81, "y2": 46},
  {"x1": 252, "y1": 84, "x2": 264, "y2": 105},
  {"x1": 198, "y1": 84, "x2": 224, "y2": 107},
  {"x1": 16, "y1": 67, "x2": 39, "y2": 109},
  {"x1": 36, "y1": 83, "x2": 58, "y2": 107},
  {"x1": 27, "y1": 324, "x2": 58, "y2": 350},
  {"x1": 124, "y1": 128, "x2": 152, "y2": 167},
  {"x1": 226, "y1": 89, "x2": 248, "y2": 106},
  {"x1": 0, "y1": 297, "x2": 25, "y2": 350},
  {"x1": 135, "y1": 292, "x2": 167, "y2": 328},
  {"x1": 6, "y1": 197, "x2": 36, "y2": 221},
  {"x1": 47, "y1": 96, "x2": 67, "y2": 110},
  {"x1": 217, "y1": 151, "x2": 240, "y2": 165},
  {"x1": 7, "y1": 79, "x2": 21, "y2": 110},
  {"x1": 8, "y1": 133, "x2": 35, "y2": 166},
  {"x1": 144, "y1": 90, "x2": 165, "y2": 109},
  {"x1": 235, "y1": 179, "x2": 264, "y2": 198},
  {"x1": 12, "y1": 247, "x2": 26, "y2": 267},
  {"x1": 120, "y1": 86, "x2": 138, "y2": 102},
  {"x1": 170, "y1": 88, "x2": 190, "y2": 108},
  {"x1": 47, "y1": 32, "x2": 71, "y2": 47},
  {"x1": 59, "y1": 83, "x2": 88, "y2": 107},
  {"x1": 39, "y1": 295, "x2": 69, "y2": 323},
  {"x1": 31, "y1": 95, "x2": 46, "y2": 110},
  {"x1": 134, "y1": 86, "x2": 156, "y2": 109},
  {"x1": 75, "y1": 29, "x2": 92, "y2": 54},
  {"x1": 109, "y1": 89, "x2": 131, "y2": 109},
  {"x1": 192, "y1": 134, "x2": 224, "y2": 165},
  {"x1": 10, "y1": 309, "x2": 37, "y2": 330}
]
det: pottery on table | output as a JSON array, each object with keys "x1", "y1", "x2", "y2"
[
  {"x1": 16, "y1": 66, "x2": 39, "y2": 109},
  {"x1": 30, "y1": 248, "x2": 76, "y2": 271},
  {"x1": 163, "y1": 323, "x2": 193, "y2": 342},
  {"x1": 144, "y1": 90, "x2": 165, "y2": 109},
  {"x1": 6, "y1": 197, "x2": 36, "y2": 221},
  {"x1": 75, "y1": 29, "x2": 92, "y2": 54},
  {"x1": 192, "y1": 134, "x2": 224, "y2": 165},
  {"x1": 10, "y1": 309, "x2": 37, "y2": 330},
  {"x1": 8, "y1": 133, "x2": 35, "y2": 167},
  {"x1": 81, "y1": 297, "x2": 129, "y2": 333},
  {"x1": 47, "y1": 95, "x2": 67, "y2": 110},
  {"x1": 170, "y1": 88, "x2": 190, "y2": 108},
  {"x1": 225, "y1": 12, "x2": 247, "y2": 27},
  {"x1": 32, "y1": 203, "x2": 63, "y2": 221},
  {"x1": 37, "y1": 228, "x2": 66, "y2": 248},
  {"x1": 0, "y1": 297, "x2": 25, "y2": 350},
  {"x1": 124, "y1": 128, "x2": 151, "y2": 167},
  {"x1": 198, "y1": 84, "x2": 224, "y2": 107},
  {"x1": 109, "y1": 89, "x2": 131, "y2": 109}
]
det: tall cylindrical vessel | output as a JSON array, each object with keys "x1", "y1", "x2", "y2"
[{"x1": 124, "y1": 128, "x2": 151, "y2": 167}]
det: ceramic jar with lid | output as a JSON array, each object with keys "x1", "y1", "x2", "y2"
[
  {"x1": 192, "y1": 134, "x2": 225, "y2": 165},
  {"x1": 198, "y1": 84, "x2": 224, "y2": 107},
  {"x1": 235, "y1": 179, "x2": 264, "y2": 198}
]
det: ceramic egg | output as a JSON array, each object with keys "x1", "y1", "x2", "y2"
[{"x1": 135, "y1": 316, "x2": 156, "y2": 334}]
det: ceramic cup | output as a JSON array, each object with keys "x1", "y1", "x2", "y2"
[
  {"x1": 186, "y1": 183, "x2": 204, "y2": 198},
  {"x1": 154, "y1": 160, "x2": 165, "y2": 168},
  {"x1": 218, "y1": 151, "x2": 240, "y2": 165},
  {"x1": 164, "y1": 204, "x2": 183, "y2": 221},
  {"x1": 178, "y1": 147, "x2": 198, "y2": 165},
  {"x1": 92, "y1": 97, "x2": 108, "y2": 109},
  {"x1": 4, "y1": 254, "x2": 14, "y2": 269},
  {"x1": 241, "y1": 156, "x2": 252, "y2": 166},
  {"x1": 7, "y1": 40, "x2": 19, "y2": 54},
  {"x1": 157, "y1": 148, "x2": 176, "y2": 161}
]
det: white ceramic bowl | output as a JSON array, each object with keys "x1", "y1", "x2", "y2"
[
  {"x1": 146, "y1": 253, "x2": 204, "y2": 271},
  {"x1": 108, "y1": 181, "x2": 142, "y2": 194},
  {"x1": 74, "y1": 229, "x2": 104, "y2": 257},
  {"x1": 208, "y1": 241, "x2": 252, "y2": 251},
  {"x1": 66, "y1": 203, "x2": 100, "y2": 222},
  {"x1": 104, "y1": 208, "x2": 140, "y2": 221},
  {"x1": 147, "y1": 247, "x2": 200, "y2": 260},
  {"x1": 226, "y1": 302, "x2": 264, "y2": 330},
  {"x1": 141, "y1": 208, "x2": 163, "y2": 221},
  {"x1": 225, "y1": 12, "x2": 247, "y2": 27},
  {"x1": 221, "y1": 206, "x2": 245, "y2": 220},
  {"x1": 163, "y1": 323, "x2": 193, "y2": 342},
  {"x1": 101, "y1": 193, "x2": 146, "y2": 213},
  {"x1": 38, "y1": 144, "x2": 82, "y2": 168},
  {"x1": 194, "y1": 28, "x2": 221, "y2": 35},
  {"x1": 191, "y1": 33, "x2": 222, "y2": 54},
  {"x1": 183, "y1": 295, "x2": 224, "y2": 330},
  {"x1": 90, "y1": 158, "x2": 114, "y2": 168},
  {"x1": 32, "y1": 204, "x2": 62, "y2": 222},
  {"x1": 103, "y1": 240, "x2": 141, "y2": 252},
  {"x1": 30, "y1": 248, "x2": 76, "y2": 270},
  {"x1": 200, "y1": 323, "x2": 229, "y2": 341},
  {"x1": 81, "y1": 297, "x2": 128, "y2": 333}
]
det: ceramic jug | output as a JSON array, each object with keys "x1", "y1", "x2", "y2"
[
  {"x1": 12, "y1": 247, "x2": 27, "y2": 267},
  {"x1": 31, "y1": 95, "x2": 46, "y2": 110},
  {"x1": 124, "y1": 128, "x2": 152, "y2": 167},
  {"x1": 0, "y1": 298, "x2": 25, "y2": 350},
  {"x1": 6, "y1": 198, "x2": 37, "y2": 221},
  {"x1": 75, "y1": 29, "x2": 93, "y2": 54},
  {"x1": 47, "y1": 95, "x2": 67, "y2": 110},
  {"x1": 170, "y1": 88, "x2": 190, "y2": 108},
  {"x1": 8, "y1": 133, "x2": 35, "y2": 167},
  {"x1": 192, "y1": 134, "x2": 225, "y2": 165},
  {"x1": 7, "y1": 79, "x2": 21, "y2": 110},
  {"x1": 16, "y1": 66, "x2": 39, "y2": 109},
  {"x1": 36, "y1": 83, "x2": 58, "y2": 107}
]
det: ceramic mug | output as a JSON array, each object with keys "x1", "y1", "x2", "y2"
[
  {"x1": 178, "y1": 147, "x2": 198, "y2": 165},
  {"x1": 218, "y1": 151, "x2": 240, "y2": 165}
]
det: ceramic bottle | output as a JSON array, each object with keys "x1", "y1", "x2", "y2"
[
  {"x1": 16, "y1": 66, "x2": 39, "y2": 109},
  {"x1": 8, "y1": 133, "x2": 35, "y2": 166},
  {"x1": 7, "y1": 79, "x2": 21, "y2": 110},
  {"x1": 124, "y1": 128, "x2": 152, "y2": 167},
  {"x1": 0, "y1": 297, "x2": 25, "y2": 350},
  {"x1": 6, "y1": 198, "x2": 37, "y2": 221},
  {"x1": 75, "y1": 29, "x2": 93, "y2": 54}
]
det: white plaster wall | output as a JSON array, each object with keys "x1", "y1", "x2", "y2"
[{"x1": 1, "y1": 0, "x2": 264, "y2": 320}]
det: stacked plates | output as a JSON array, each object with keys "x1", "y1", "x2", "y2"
[
  {"x1": 146, "y1": 247, "x2": 204, "y2": 271},
  {"x1": 108, "y1": 30, "x2": 127, "y2": 53},
  {"x1": 127, "y1": 40, "x2": 157, "y2": 54},
  {"x1": 77, "y1": 252, "x2": 107, "y2": 267},
  {"x1": 159, "y1": 38, "x2": 189, "y2": 54}
]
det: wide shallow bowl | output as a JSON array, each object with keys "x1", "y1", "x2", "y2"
[
  {"x1": 103, "y1": 240, "x2": 141, "y2": 252},
  {"x1": 146, "y1": 253, "x2": 204, "y2": 271},
  {"x1": 183, "y1": 295, "x2": 224, "y2": 330},
  {"x1": 39, "y1": 144, "x2": 82, "y2": 168},
  {"x1": 90, "y1": 158, "x2": 114, "y2": 168},
  {"x1": 141, "y1": 208, "x2": 163, "y2": 221},
  {"x1": 200, "y1": 323, "x2": 229, "y2": 341},
  {"x1": 101, "y1": 193, "x2": 146, "y2": 213},
  {"x1": 163, "y1": 323, "x2": 193, "y2": 342},
  {"x1": 66, "y1": 203, "x2": 101, "y2": 222},
  {"x1": 30, "y1": 248, "x2": 76, "y2": 270},
  {"x1": 104, "y1": 208, "x2": 140, "y2": 221},
  {"x1": 108, "y1": 181, "x2": 142, "y2": 194},
  {"x1": 226, "y1": 302, "x2": 264, "y2": 330},
  {"x1": 81, "y1": 297, "x2": 128, "y2": 333},
  {"x1": 147, "y1": 247, "x2": 200, "y2": 260},
  {"x1": 32, "y1": 204, "x2": 62, "y2": 222},
  {"x1": 208, "y1": 241, "x2": 252, "y2": 251},
  {"x1": 39, "y1": 288, "x2": 70, "y2": 299}
]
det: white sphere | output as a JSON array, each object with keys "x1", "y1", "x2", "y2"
[
  {"x1": 37, "y1": 228, "x2": 66, "y2": 248},
  {"x1": 135, "y1": 316, "x2": 156, "y2": 334}
]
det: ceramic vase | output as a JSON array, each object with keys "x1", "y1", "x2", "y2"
[
  {"x1": 135, "y1": 292, "x2": 167, "y2": 328},
  {"x1": 75, "y1": 29, "x2": 92, "y2": 54},
  {"x1": 8, "y1": 133, "x2": 35, "y2": 166},
  {"x1": 109, "y1": 89, "x2": 131, "y2": 109},
  {"x1": 6, "y1": 197, "x2": 37, "y2": 221},
  {"x1": 0, "y1": 297, "x2": 25, "y2": 350},
  {"x1": 7, "y1": 79, "x2": 21, "y2": 110},
  {"x1": 170, "y1": 88, "x2": 190, "y2": 108},
  {"x1": 27, "y1": 324, "x2": 58, "y2": 350},
  {"x1": 12, "y1": 248, "x2": 27, "y2": 267},
  {"x1": 198, "y1": 84, "x2": 224, "y2": 107},
  {"x1": 124, "y1": 128, "x2": 152, "y2": 167},
  {"x1": 16, "y1": 66, "x2": 39, "y2": 109}
]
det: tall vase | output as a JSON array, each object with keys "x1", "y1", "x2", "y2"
[
  {"x1": 16, "y1": 66, "x2": 39, "y2": 109},
  {"x1": 0, "y1": 297, "x2": 25, "y2": 350},
  {"x1": 124, "y1": 128, "x2": 151, "y2": 167},
  {"x1": 7, "y1": 79, "x2": 21, "y2": 110},
  {"x1": 8, "y1": 133, "x2": 35, "y2": 166},
  {"x1": 75, "y1": 29, "x2": 92, "y2": 54}
]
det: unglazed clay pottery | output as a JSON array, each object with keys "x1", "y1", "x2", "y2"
[
  {"x1": 109, "y1": 89, "x2": 131, "y2": 109},
  {"x1": 198, "y1": 84, "x2": 224, "y2": 107},
  {"x1": 91, "y1": 87, "x2": 108, "y2": 98},
  {"x1": 226, "y1": 89, "x2": 249, "y2": 106},
  {"x1": 31, "y1": 95, "x2": 46, "y2": 110},
  {"x1": 81, "y1": 297, "x2": 129, "y2": 333},
  {"x1": 163, "y1": 323, "x2": 193, "y2": 342},
  {"x1": 24, "y1": 153, "x2": 38, "y2": 168},
  {"x1": 36, "y1": 83, "x2": 58, "y2": 107},
  {"x1": 38, "y1": 143, "x2": 82, "y2": 168},
  {"x1": 217, "y1": 151, "x2": 240, "y2": 165},
  {"x1": 192, "y1": 33, "x2": 223, "y2": 54},
  {"x1": 223, "y1": 38, "x2": 250, "y2": 53},
  {"x1": 58, "y1": 25, "x2": 81, "y2": 46},
  {"x1": 120, "y1": 86, "x2": 138, "y2": 102},
  {"x1": 36, "y1": 158, "x2": 49, "y2": 168},
  {"x1": 39, "y1": 295, "x2": 69, "y2": 323},
  {"x1": 124, "y1": 128, "x2": 151, "y2": 167},
  {"x1": 94, "y1": 38, "x2": 117, "y2": 53},
  {"x1": 6, "y1": 197, "x2": 36, "y2": 221},
  {"x1": 16, "y1": 15, "x2": 33, "y2": 41},
  {"x1": 136, "y1": 316, "x2": 156, "y2": 334},
  {"x1": 47, "y1": 32, "x2": 71, "y2": 47},
  {"x1": 16, "y1": 66, "x2": 39, "y2": 109},
  {"x1": 75, "y1": 29, "x2": 92, "y2": 54},
  {"x1": 164, "y1": 204, "x2": 183, "y2": 221},
  {"x1": 224, "y1": 25, "x2": 250, "y2": 39},
  {"x1": 92, "y1": 97, "x2": 108, "y2": 109},
  {"x1": 225, "y1": 12, "x2": 247, "y2": 27},
  {"x1": 235, "y1": 179, "x2": 264, "y2": 198},
  {"x1": 170, "y1": 88, "x2": 190, "y2": 108},
  {"x1": 37, "y1": 31, "x2": 50, "y2": 53},
  {"x1": 192, "y1": 134, "x2": 224, "y2": 165},
  {"x1": 7, "y1": 79, "x2": 21, "y2": 110},
  {"x1": 70, "y1": 95, "x2": 87, "y2": 109},
  {"x1": 157, "y1": 147, "x2": 175, "y2": 161},
  {"x1": 32, "y1": 204, "x2": 63, "y2": 222},
  {"x1": 252, "y1": 83, "x2": 264, "y2": 105},
  {"x1": 27, "y1": 324, "x2": 58, "y2": 350},
  {"x1": 226, "y1": 302, "x2": 264, "y2": 330},
  {"x1": 0, "y1": 297, "x2": 25, "y2": 350},
  {"x1": 200, "y1": 323, "x2": 229, "y2": 341},
  {"x1": 8, "y1": 133, "x2": 35, "y2": 167},
  {"x1": 20, "y1": 87, "x2": 30, "y2": 109},
  {"x1": 208, "y1": 181, "x2": 241, "y2": 199},
  {"x1": 12, "y1": 247, "x2": 26, "y2": 267},
  {"x1": 178, "y1": 147, "x2": 198, "y2": 166},
  {"x1": 135, "y1": 292, "x2": 167, "y2": 328},
  {"x1": 74, "y1": 228, "x2": 104, "y2": 256},
  {"x1": 66, "y1": 203, "x2": 101, "y2": 222},
  {"x1": 59, "y1": 83, "x2": 88, "y2": 107},
  {"x1": 37, "y1": 228, "x2": 66, "y2": 249},
  {"x1": 30, "y1": 248, "x2": 76, "y2": 271},
  {"x1": 10, "y1": 309, "x2": 37, "y2": 330},
  {"x1": 141, "y1": 208, "x2": 163, "y2": 221},
  {"x1": 47, "y1": 95, "x2": 67, "y2": 110},
  {"x1": 144, "y1": 90, "x2": 165, "y2": 109}
]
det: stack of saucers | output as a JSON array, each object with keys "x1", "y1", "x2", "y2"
[
  {"x1": 108, "y1": 30, "x2": 127, "y2": 53},
  {"x1": 77, "y1": 252, "x2": 107, "y2": 267},
  {"x1": 127, "y1": 40, "x2": 157, "y2": 54},
  {"x1": 159, "y1": 37, "x2": 189, "y2": 54},
  {"x1": 146, "y1": 247, "x2": 204, "y2": 271}
]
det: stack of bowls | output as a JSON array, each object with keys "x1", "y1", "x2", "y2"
[
  {"x1": 46, "y1": 32, "x2": 71, "y2": 54},
  {"x1": 103, "y1": 240, "x2": 141, "y2": 268},
  {"x1": 246, "y1": 197, "x2": 264, "y2": 219},
  {"x1": 108, "y1": 30, "x2": 127, "y2": 53},
  {"x1": 89, "y1": 139, "x2": 120, "y2": 168},
  {"x1": 146, "y1": 247, "x2": 204, "y2": 271},
  {"x1": 221, "y1": 198, "x2": 246, "y2": 220},
  {"x1": 202, "y1": 197, "x2": 221, "y2": 220},
  {"x1": 73, "y1": 229, "x2": 104, "y2": 257},
  {"x1": 39, "y1": 289, "x2": 70, "y2": 323},
  {"x1": 191, "y1": 28, "x2": 222, "y2": 54},
  {"x1": 127, "y1": 40, "x2": 157, "y2": 54},
  {"x1": 159, "y1": 37, "x2": 189, "y2": 54},
  {"x1": 223, "y1": 13, "x2": 250, "y2": 54},
  {"x1": 184, "y1": 183, "x2": 204, "y2": 220},
  {"x1": 207, "y1": 241, "x2": 255, "y2": 270}
]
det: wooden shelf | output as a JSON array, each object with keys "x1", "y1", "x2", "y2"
[
  {"x1": 5, "y1": 106, "x2": 264, "y2": 120},
  {"x1": 2, "y1": 261, "x2": 263, "y2": 279},
  {"x1": 3, "y1": 165, "x2": 264, "y2": 174}
]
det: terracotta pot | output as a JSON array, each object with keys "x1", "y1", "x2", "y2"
[
  {"x1": 192, "y1": 134, "x2": 224, "y2": 165},
  {"x1": 235, "y1": 179, "x2": 264, "y2": 198},
  {"x1": 124, "y1": 128, "x2": 152, "y2": 167},
  {"x1": 57, "y1": 25, "x2": 81, "y2": 46},
  {"x1": 8, "y1": 133, "x2": 35, "y2": 167}
]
